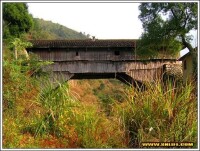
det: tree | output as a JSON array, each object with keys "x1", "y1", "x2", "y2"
[
  {"x1": 3, "y1": 3, "x2": 33, "y2": 39},
  {"x1": 139, "y1": 2, "x2": 198, "y2": 76},
  {"x1": 138, "y1": 2, "x2": 197, "y2": 76}
]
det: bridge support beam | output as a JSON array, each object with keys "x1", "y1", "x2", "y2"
[
  {"x1": 116, "y1": 73, "x2": 146, "y2": 90},
  {"x1": 48, "y1": 71, "x2": 146, "y2": 90},
  {"x1": 49, "y1": 71, "x2": 74, "y2": 84}
]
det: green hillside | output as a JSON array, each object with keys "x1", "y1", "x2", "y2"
[{"x1": 28, "y1": 18, "x2": 88, "y2": 40}]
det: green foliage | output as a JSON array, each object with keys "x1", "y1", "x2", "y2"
[
  {"x1": 138, "y1": 3, "x2": 197, "y2": 58},
  {"x1": 25, "y1": 54, "x2": 54, "y2": 77},
  {"x1": 33, "y1": 81, "x2": 78, "y2": 137},
  {"x1": 3, "y1": 3, "x2": 33, "y2": 39},
  {"x1": 92, "y1": 80, "x2": 125, "y2": 116},
  {"x1": 2, "y1": 43, "x2": 53, "y2": 111},
  {"x1": 137, "y1": 21, "x2": 182, "y2": 58},
  {"x1": 10, "y1": 38, "x2": 32, "y2": 50},
  {"x1": 139, "y1": 3, "x2": 197, "y2": 33},
  {"x1": 28, "y1": 18, "x2": 88, "y2": 40},
  {"x1": 3, "y1": 57, "x2": 30, "y2": 110},
  {"x1": 9, "y1": 38, "x2": 32, "y2": 60}
]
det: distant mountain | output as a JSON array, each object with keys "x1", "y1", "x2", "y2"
[{"x1": 28, "y1": 18, "x2": 88, "y2": 40}]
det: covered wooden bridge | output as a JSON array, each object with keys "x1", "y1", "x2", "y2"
[{"x1": 27, "y1": 39, "x2": 180, "y2": 86}]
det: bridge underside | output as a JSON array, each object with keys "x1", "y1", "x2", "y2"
[{"x1": 50, "y1": 71, "x2": 145, "y2": 89}]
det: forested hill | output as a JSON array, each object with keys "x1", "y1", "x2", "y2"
[{"x1": 28, "y1": 18, "x2": 88, "y2": 40}]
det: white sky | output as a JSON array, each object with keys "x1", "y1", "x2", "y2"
[
  {"x1": 27, "y1": 3, "x2": 143, "y2": 39},
  {"x1": 27, "y1": 2, "x2": 197, "y2": 56}
]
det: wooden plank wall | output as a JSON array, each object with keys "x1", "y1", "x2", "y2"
[
  {"x1": 128, "y1": 67, "x2": 163, "y2": 82},
  {"x1": 44, "y1": 60, "x2": 179, "y2": 72},
  {"x1": 32, "y1": 47, "x2": 136, "y2": 61},
  {"x1": 42, "y1": 60, "x2": 180, "y2": 82},
  {"x1": 30, "y1": 47, "x2": 181, "y2": 83}
]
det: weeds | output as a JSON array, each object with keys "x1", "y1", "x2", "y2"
[
  {"x1": 113, "y1": 80, "x2": 197, "y2": 148},
  {"x1": 16, "y1": 79, "x2": 127, "y2": 148},
  {"x1": 34, "y1": 81, "x2": 79, "y2": 137}
]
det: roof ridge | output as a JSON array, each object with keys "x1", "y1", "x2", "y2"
[{"x1": 29, "y1": 39, "x2": 137, "y2": 48}]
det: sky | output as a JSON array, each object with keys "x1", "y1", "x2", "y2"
[
  {"x1": 27, "y1": 3, "x2": 143, "y2": 39},
  {"x1": 27, "y1": 2, "x2": 197, "y2": 56}
]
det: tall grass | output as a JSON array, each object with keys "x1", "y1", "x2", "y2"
[
  {"x1": 113, "y1": 80, "x2": 198, "y2": 148},
  {"x1": 17, "y1": 80, "x2": 128, "y2": 148}
]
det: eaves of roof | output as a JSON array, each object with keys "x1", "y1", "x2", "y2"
[
  {"x1": 178, "y1": 52, "x2": 191, "y2": 61},
  {"x1": 29, "y1": 39, "x2": 137, "y2": 48}
]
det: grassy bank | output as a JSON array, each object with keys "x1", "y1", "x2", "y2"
[{"x1": 113, "y1": 80, "x2": 197, "y2": 148}]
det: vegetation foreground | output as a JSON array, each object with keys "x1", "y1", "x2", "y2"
[{"x1": 3, "y1": 47, "x2": 197, "y2": 149}]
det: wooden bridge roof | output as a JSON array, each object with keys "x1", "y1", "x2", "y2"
[{"x1": 29, "y1": 39, "x2": 136, "y2": 48}]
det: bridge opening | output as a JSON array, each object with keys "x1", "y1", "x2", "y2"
[{"x1": 50, "y1": 71, "x2": 145, "y2": 90}]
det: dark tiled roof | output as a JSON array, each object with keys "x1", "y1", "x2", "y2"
[{"x1": 29, "y1": 39, "x2": 136, "y2": 48}]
